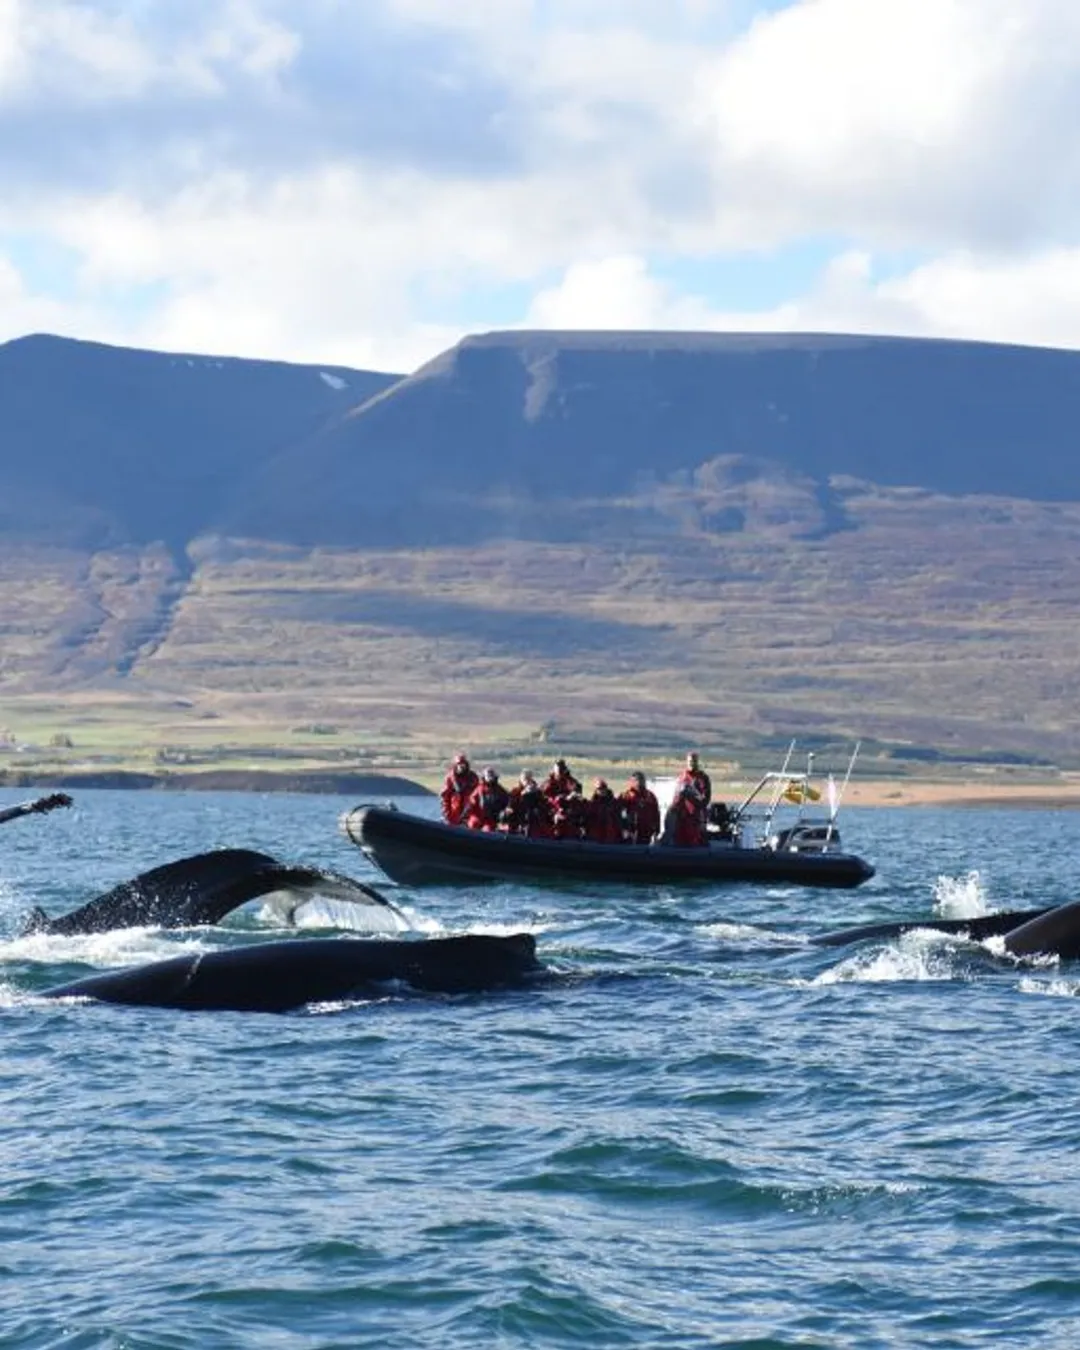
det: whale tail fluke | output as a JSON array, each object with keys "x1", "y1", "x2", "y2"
[{"x1": 15, "y1": 849, "x2": 414, "y2": 937}]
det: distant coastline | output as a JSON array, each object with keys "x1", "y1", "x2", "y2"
[
  {"x1": 840, "y1": 780, "x2": 1080, "y2": 810},
  {"x1": 0, "y1": 769, "x2": 433, "y2": 795},
  {"x1": 2, "y1": 768, "x2": 1079, "y2": 808}
]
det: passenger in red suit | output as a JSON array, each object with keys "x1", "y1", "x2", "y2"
[
  {"x1": 662, "y1": 782, "x2": 708, "y2": 847},
  {"x1": 617, "y1": 772, "x2": 661, "y2": 844},
  {"x1": 585, "y1": 779, "x2": 623, "y2": 844},
  {"x1": 552, "y1": 788, "x2": 589, "y2": 840},
  {"x1": 464, "y1": 767, "x2": 510, "y2": 832},
  {"x1": 441, "y1": 752, "x2": 479, "y2": 825},
  {"x1": 542, "y1": 758, "x2": 582, "y2": 804},
  {"x1": 504, "y1": 770, "x2": 555, "y2": 838}
]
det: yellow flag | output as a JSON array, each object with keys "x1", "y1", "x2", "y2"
[{"x1": 783, "y1": 781, "x2": 821, "y2": 804}]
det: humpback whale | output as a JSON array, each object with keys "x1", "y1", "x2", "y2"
[
  {"x1": 811, "y1": 907, "x2": 1052, "y2": 949},
  {"x1": 994, "y1": 899, "x2": 1080, "y2": 961},
  {"x1": 20, "y1": 848, "x2": 407, "y2": 936},
  {"x1": 41, "y1": 933, "x2": 541, "y2": 1012},
  {"x1": 812, "y1": 902, "x2": 1080, "y2": 959},
  {"x1": 0, "y1": 792, "x2": 72, "y2": 827}
]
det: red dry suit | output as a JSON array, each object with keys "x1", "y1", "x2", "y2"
[
  {"x1": 441, "y1": 763, "x2": 479, "y2": 825},
  {"x1": 677, "y1": 766, "x2": 712, "y2": 809},
  {"x1": 504, "y1": 784, "x2": 555, "y2": 838},
  {"x1": 552, "y1": 792, "x2": 589, "y2": 841},
  {"x1": 463, "y1": 779, "x2": 510, "y2": 832},
  {"x1": 617, "y1": 783, "x2": 661, "y2": 844},
  {"x1": 542, "y1": 766, "x2": 582, "y2": 803},
  {"x1": 663, "y1": 792, "x2": 708, "y2": 847},
  {"x1": 585, "y1": 785, "x2": 623, "y2": 844}
]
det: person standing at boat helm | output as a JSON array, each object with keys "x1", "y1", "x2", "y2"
[
  {"x1": 463, "y1": 766, "x2": 510, "y2": 832},
  {"x1": 440, "y1": 752, "x2": 479, "y2": 826},
  {"x1": 617, "y1": 771, "x2": 661, "y2": 844},
  {"x1": 662, "y1": 780, "x2": 708, "y2": 847},
  {"x1": 677, "y1": 752, "x2": 711, "y2": 810}
]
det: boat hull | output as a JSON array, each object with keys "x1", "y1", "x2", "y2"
[{"x1": 344, "y1": 806, "x2": 875, "y2": 889}]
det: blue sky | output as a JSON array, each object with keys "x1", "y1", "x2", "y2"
[{"x1": 1, "y1": 0, "x2": 1079, "y2": 372}]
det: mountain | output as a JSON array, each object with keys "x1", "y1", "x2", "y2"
[
  {"x1": 0, "y1": 333, "x2": 400, "y2": 548},
  {"x1": 224, "y1": 330, "x2": 1080, "y2": 545},
  {"x1": 3, "y1": 328, "x2": 1080, "y2": 770}
]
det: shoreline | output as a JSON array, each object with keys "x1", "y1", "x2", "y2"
[
  {"x1": 0, "y1": 769, "x2": 433, "y2": 796},
  {"x1": 840, "y1": 780, "x2": 1080, "y2": 809},
  {"x1": 3, "y1": 768, "x2": 1080, "y2": 808}
]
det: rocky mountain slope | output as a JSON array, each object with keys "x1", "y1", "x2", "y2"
[{"x1": 3, "y1": 329, "x2": 1080, "y2": 768}]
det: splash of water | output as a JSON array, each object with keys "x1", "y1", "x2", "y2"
[
  {"x1": 0, "y1": 926, "x2": 216, "y2": 970},
  {"x1": 933, "y1": 870, "x2": 989, "y2": 919},
  {"x1": 811, "y1": 929, "x2": 962, "y2": 984}
]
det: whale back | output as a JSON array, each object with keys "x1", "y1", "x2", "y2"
[{"x1": 42, "y1": 933, "x2": 541, "y2": 1012}]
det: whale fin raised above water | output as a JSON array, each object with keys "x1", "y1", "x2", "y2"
[
  {"x1": 20, "y1": 848, "x2": 408, "y2": 936},
  {"x1": 0, "y1": 792, "x2": 73, "y2": 827}
]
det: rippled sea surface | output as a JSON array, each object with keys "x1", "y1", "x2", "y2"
[{"x1": 3, "y1": 790, "x2": 1080, "y2": 1349}]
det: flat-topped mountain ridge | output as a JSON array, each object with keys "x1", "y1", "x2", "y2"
[
  {"x1": 223, "y1": 329, "x2": 1080, "y2": 546},
  {"x1": 4, "y1": 328, "x2": 1080, "y2": 764}
]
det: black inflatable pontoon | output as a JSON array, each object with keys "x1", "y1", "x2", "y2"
[{"x1": 344, "y1": 804, "x2": 875, "y2": 889}]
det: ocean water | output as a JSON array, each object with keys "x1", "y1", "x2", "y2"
[{"x1": 2, "y1": 790, "x2": 1080, "y2": 1349}]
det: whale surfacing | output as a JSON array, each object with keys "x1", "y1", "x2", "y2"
[
  {"x1": 20, "y1": 849, "x2": 406, "y2": 936},
  {"x1": 810, "y1": 908, "x2": 1053, "y2": 950},
  {"x1": 41, "y1": 933, "x2": 541, "y2": 1012},
  {"x1": 812, "y1": 902, "x2": 1080, "y2": 960},
  {"x1": 996, "y1": 899, "x2": 1080, "y2": 961}
]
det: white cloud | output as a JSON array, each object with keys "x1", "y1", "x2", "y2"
[
  {"x1": 527, "y1": 255, "x2": 717, "y2": 329},
  {"x1": 700, "y1": 0, "x2": 1080, "y2": 248},
  {"x1": 0, "y1": 0, "x2": 299, "y2": 105},
  {"x1": 743, "y1": 248, "x2": 1080, "y2": 352},
  {"x1": 869, "y1": 250, "x2": 1080, "y2": 349},
  {"x1": 2, "y1": 0, "x2": 1080, "y2": 369},
  {"x1": 524, "y1": 245, "x2": 1080, "y2": 356}
]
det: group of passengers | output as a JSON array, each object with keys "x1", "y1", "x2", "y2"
[{"x1": 439, "y1": 751, "x2": 716, "y2": 847}]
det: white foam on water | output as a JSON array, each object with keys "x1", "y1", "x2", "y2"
[
  {"x1": 0, "y1": 927, "x2": 217, "y2": 970},
  {"x1": 1018, "y1": 975, "x2": 1080, "y2": 997},
  {"x1": 458, "y1": 918, "x2": 553, "y2": 937},
  {"x1": 982, "y1": 933, "x2": 1059, "y2": 967},
  {"x1": 809, "y1": 929, "x2": 961, "y2": 984},
  {"x1": 700, "y1": 920, "x2": 798, "y2": 945},
  {"x1": 306, "y1": 996, "x2": 386, "y2": 1015},
  {"x1": 395, "y1": 909, "x2": 446, "y2": 935},
  {"x1": 933, "y1": 870, "x2": 989, "y2": 918},
  {"x1": 0, "y1": 978, "x2": 28, "y2": 1007}
]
